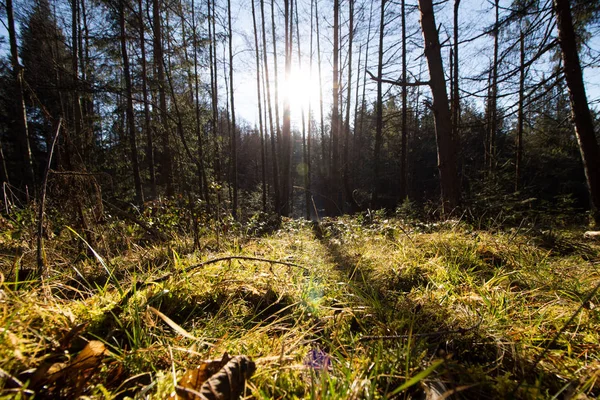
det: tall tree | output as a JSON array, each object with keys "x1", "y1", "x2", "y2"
[
  {"x1": 372, "y1": 0, "x2": 385, "y2": 208},
  {"x1": 6, "y1": 0, "x2": 35, "y2": 188},
  {"x1": 554, "y1": 0, "x2": 600, "y2": 225},
  {"x1": 153, "y1": 0, "x2": 174, "y2": 195},
  {"x1": 252, "y1": 0, "x2": 267, "y2": 212},
  {"x1": 119, "y1": 0, "x2": 143, "y2": 205},
  {"x1": 418, "y1": 0, "x2": 460, "y2": 214},
  {"x1": 260, "y1": 0, "x2": 280, "y2": 211},
  {"x1": 138, "y1": 0, "x2": 157, "y2": 199},
  {"x1": 399, "y1": 0, "x2": 408, "y2": 200},
  {"x1": 343, "y1": 0, "x2": 358, "y2": 212},
  {"x1": 280, "y1": 0, "x2": 292, "y2": 216},
  {"x1": 227, "y1": 0, "x2": 238, "y2": 217}
]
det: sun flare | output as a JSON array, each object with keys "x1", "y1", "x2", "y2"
[{"x1": 281, "y1": 66, "x2": 321, "y2": 118}]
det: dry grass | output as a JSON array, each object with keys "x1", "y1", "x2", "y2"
[{"x1": 1, "y1": 211, "x2": 599, "y2": 399}]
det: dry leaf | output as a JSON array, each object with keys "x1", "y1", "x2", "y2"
[
  {"x1": 175, "y1": 355, "x2": 255, "y2": 400},
  {"x1": 30, "y1": 340, "x2": 108, "y2": 389}
]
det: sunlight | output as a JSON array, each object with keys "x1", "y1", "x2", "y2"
[{"x1": 281, "y1": 65, "x2": 321, "y2": 118}]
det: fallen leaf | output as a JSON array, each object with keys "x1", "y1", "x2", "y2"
[{"x1": 175, "y1": 355, "x2": 255, "y2": 400}]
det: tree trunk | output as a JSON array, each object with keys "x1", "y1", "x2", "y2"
[
  {"x1": 271, "y1": 0, "x2": 282, "y2": 171},
  {"x1": 227, "y1": 0, "x2": 238, "y2": 218},
  {"x1": 418, "y1": 0, "x2": 460, "y2": 214},
  {"x1": 372, "y1": 0, "x2": 385, "y2": 209},
  {"x1": 153, "y1": 0, "x2": 174, "y2": 195},
  {"x1": 120, "y1": 1, "x2": 144, "y2": 205},
  {"x1": 452, "y1": 0, "x2": 460, "y2": 148},
  {"x1": 139, "y1": 0, "x2": 156, "y2": 199},
  {"x1": 191, "y1": 0, "x2": 210, "y2": 204},
  {"x1": 260, "y1": 0, "x2": 280, "y2": 212},
  {"x1": 487, "y1": 0, "x2": 499, "y2": 173},
  {"x1": 554, "y1": 0, "x2": 600, "y2": 225},
  {"x1": 515, "y1": 29, "x2": 525, "y2": 192},
  {"x1": 252, "y1": 0, "x2": 267, "y2": 212},
  {"x1": 343, "y1": 0, "x2": 358, "y2": 213},
  {"x1": 280, "y1": 0, "x2": 292, "y2": 216},
  {"x1": 399, "y1": 0, "x2": 408, "y2": 201},
  {"x1": 6, "y1": 0, "x2": 35, "y2": 189},
  {"x1": 208, "y1": 0, "x2": 221, "y2": 206},
  {"x1": 315, "y1": 0, "x2": 327, "y2": 180}
]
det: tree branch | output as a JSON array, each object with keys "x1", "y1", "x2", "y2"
[{"x1": 366, "y1": 70, "x2": 430, "y2": 87}]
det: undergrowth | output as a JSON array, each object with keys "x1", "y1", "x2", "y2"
[{"x1": 0, "y1": 208, "x2": 599, "y2": 399}]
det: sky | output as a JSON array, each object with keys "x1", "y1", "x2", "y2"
[
  {"x1": 227, "y1": 0, "x2": 600, "y2": 129},
  {"x1": 1, "y1": 0, "x2": 599, "y2": 131}
]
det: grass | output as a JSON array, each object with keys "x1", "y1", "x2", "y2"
[{"x1": 0, "y1": 209, "x2": 599, "y2": 399}]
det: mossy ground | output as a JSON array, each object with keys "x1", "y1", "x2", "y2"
[{"x1": 1, "y1": 211, "x2": 599, "y2": 399}]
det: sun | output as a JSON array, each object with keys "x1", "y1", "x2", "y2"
[{"x1": 281, "y1": 65, "x2": 321, "y2": 120}]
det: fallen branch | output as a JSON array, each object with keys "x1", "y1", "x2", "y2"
[
  {"x1": 103, "y1": 200, "x2": 168, "y2": 241},
  {"x1": 359, "y1": 313, "x2": 483, "y2": 342},
  {"x1": 114, "y1": 256, "x2": 309, "y2": 311}
]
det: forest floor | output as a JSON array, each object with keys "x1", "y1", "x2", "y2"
[{"x1": 1, "y1": 210, "x2": 600, "y2": 399}]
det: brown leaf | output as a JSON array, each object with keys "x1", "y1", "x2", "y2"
[
  {"x1": 175, "y1": 355, "x2": 255, "y2": 400},
  {"x1": 29, "y1": 340, "x2": 108, "y2": 389}
]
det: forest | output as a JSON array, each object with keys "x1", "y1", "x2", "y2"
[{"x1": 1, "y1": 0, "x2": 600, "y2": 398}]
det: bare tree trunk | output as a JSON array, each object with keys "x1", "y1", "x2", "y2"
[
  {"x1": 343, "y1": 0, "x2": 358, "y2": 212},
  {"x1": 192, "y1": 0, "x2": 210, "y2": 204},
  {"x1": 515, "y1": 29, "x2": 525, "y2": 192},
  {"x1": 139, "y1": 0, "x2": 156, "y2": 199},
  {"x1": 487, "y1": 0, "x2": 499, "y2": 173},
  {"x1": 120, "y1": 1, "x2": 144, "y2": 205},
  {"x1": 418, "y1": 0, "x2": 460, "y2": 214},
  {"x1": 372, "y1": 0, "x2": 385, "y2": 209},
  {"x1": 227, "y1": 0, "x2": 238, "y2": 218},
  {"x1": 327, "y1": 0, "x2": 341, "y2": 215},
  {"x1": 271, "y1": 0, "x2": 282, "y2": 165},
  {"x1": 6, "y1": 0, "x2": 35, "y2": 189},
  {"x1": 71, "y1": 0, "x2": 84, "y2": 160},
  {"x1": 153, "y1": 0, "x2": 174, "y2": 195},
  {"x1": 554, "y1": 0, "x2": 600, "y2": 225},
  {"x1": 292, "y1": 0, "x2": 308, "y2": 218},
  {"x1": 208, "y1": 0, "x2": 222, "y2": 206},
  {"x1": 252, "y1": 0, "x2": 267, "y2": 212},
  {"x1": 399, "y1": 0, "x2": 408, "y2": 201},
  {"x1": 315, "y1": 0, "x2": 327, "y2": 179},
  {"x1": 452, "y1": 0, "x2": 460, "y2": 147},
  {"x1": 280, "y1": 0, "x2": 292, "y2": 216},
  {"x1": 260, "y1": 0, "x2": 280, "y2": 212},
  {"x1": 305, "y1": 0, "x2": 315, "y2": 219},
  {"x1": 357, "y1": 1, "x2": 374, "y2": 180}
]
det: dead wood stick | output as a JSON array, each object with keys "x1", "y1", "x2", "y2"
[
  {"x1": 37, "y1": 118, "x2": 62, "y2": 277},
  {"x1": 359, "y1": 313, "x2": 483, "y2": 342},
  {"x1": 103, "y1": 200, "x2": 168, "y2": 241},
  {"x1": 114, "y1": 256, "x2": 309, "y2": 310}
]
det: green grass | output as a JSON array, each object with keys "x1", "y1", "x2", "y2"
[{"x1": 0, "y1": 212, "x2": 599, "y2": 399}]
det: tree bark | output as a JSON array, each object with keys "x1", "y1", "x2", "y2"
[
  {"x1": 280, "y1": 0, "x2": 292, "y2": 216},
  {"x1": 153, "y1": 0, "x2": 174, "y2": 196},
  {"x1": 372, "y1": 0, "x2": 385, "y2": 209},
  {"x1": 191, "y1": 0, "x2": 209, "y2": 204},
  {"x1": 554, "y1": 0, "x2": 600, "y2": 225},
  {"x1": 252, "y1": 0, "x2": 267, "y2": 212},
  {"x1": 343, "y1": 0, "x2": 358, "y2": 213},
  {"x1": 399, "y1": 0, "x2": 408, "y2": 201},
  {"x1": 6, "y1": 0, "x2": 35, "y2": 189},
  {"x1": 119, "y1": 1, "x2": 144, "y2": 206},
  {"x1": 315, "y1": 0, "x2": 327, "y2": 180},
  {"x1": 418, "y1": 0, "x2": 460, "y2": 214},
  {"x1": 227, "y1": 0, "x2": 238, "y2": 218},
  {"x1": 487, "y1": 0, "x2": 499, "y2": 173},
  {"x1": 139, "y1": 0, "x2": 157, "y2": 199},
  {"x1": 260, "y1": 0, "x2": 280, "y2": 212},
  {"x1": 515, "y1": 29, "x2": 525, "y2": 192}
]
